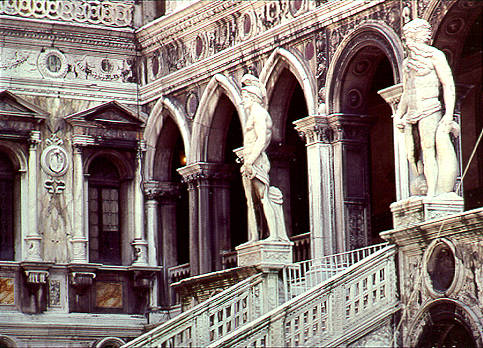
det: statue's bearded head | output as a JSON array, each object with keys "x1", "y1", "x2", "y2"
[
  {"x1": 241, "y1": 74, "x2": 266, "y2": 106},
  {"x1": 403, "y1": 18, "x2": 432, "y2": 48}
]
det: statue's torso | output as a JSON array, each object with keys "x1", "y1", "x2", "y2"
[{"x1": 405, "y1": 50, "x2": 442, "y2": 123}]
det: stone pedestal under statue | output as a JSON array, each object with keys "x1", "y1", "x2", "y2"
[
  {"x1": 236, "y1": 240, "x2": 293, "y2": 270},
  {"x1": 390, "y1": 194, "x2": 464, "y2": 229}
]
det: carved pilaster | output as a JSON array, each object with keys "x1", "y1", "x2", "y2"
[
  {"x1": 70, "y1": 145, "x2": 88, "y2": 263},
  {"x1": 328, "y1": 114, "x2": 372, "y2": 251},
  {"x1": 132, "y1": 141, "x2": 148, "y2": 266},
  {"x1": 25, "y1": 131, "x2": 42, "y2": 262}
]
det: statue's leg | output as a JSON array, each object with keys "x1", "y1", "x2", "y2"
[
  {"x1": 404, "y1": 124, "x2": 419, "y2": 177},
  {"x1": 418, "y1": 113, "x2": 440, "y2": 197},
  {"x1": 242, "y1": 176, "x2": 258, "y2": 242},
  {"x1": 435, "y1": 119, "x2": 458, "y2": 194},
  {"x1": 253, "y1": 180, "x2": 278, "y2": 240}
]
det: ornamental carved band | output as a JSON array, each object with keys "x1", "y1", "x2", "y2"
[{"x1": 0, "y1": 0, "x2": 133, "y2": 28}]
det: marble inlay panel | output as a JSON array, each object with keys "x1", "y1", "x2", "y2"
[
  {"x1": 0, "y1": 277, "x2": 15, "y2": 305},
  {"x1": 95, "y1": 281, "x2": 123, "y2": 308},
  {"x1": 49, "y1": 280, "x2": 61, "y2": 307}
]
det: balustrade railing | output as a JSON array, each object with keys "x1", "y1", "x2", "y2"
[
  {"x1": 291, "y1": 232, "x2": 311, "y2": 262},
  {"x1": 210, "y1": 244, "x2": 398, "y2": 347},
  {"x1": 0, "y1": 0, "x2": 134, "y2": 27},
  {"x1": 284, "y1": 242, "x2": 389, "y2": 299},
  {"x1": 124, "y1": 273, "x2": 264, "y2": 347},
  {"x1": 167, "y1": 263, "x2": 190, "y2": 284}
]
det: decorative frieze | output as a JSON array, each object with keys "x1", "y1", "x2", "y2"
[{"x1": 0, "y1": 0, "x2": 134, "y2": 28}]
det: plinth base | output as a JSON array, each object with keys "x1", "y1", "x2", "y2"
[
  {"x1": 390, "y1": 194, "x2": 464, "y2": 229},
  {"x1": 236, "y1": 239, "x2": 293, "y2": 270}
]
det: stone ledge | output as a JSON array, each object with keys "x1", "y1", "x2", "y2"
[{"x1": 390, "y1": 194, "x2": 464, "y2": 229}]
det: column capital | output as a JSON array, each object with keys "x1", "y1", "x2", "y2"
[
  {"x1": 377, "y1": 84, "x2": 403, "y2": 113},
  {"x1": 293, "y1": 115, "x2": 333, "y2": 144},
  {"x1": 29, "y1": 130, "x2": 41, "y2": 146},
  {"x1": 177, "y1": 162, "x2": 232, "y2": 184},
  {"x1": 144, "y1": 180, "x2": 181, "y2": 201},
  {"x1": 328, "y1": 113, "x2": 372, "y2": 143}
]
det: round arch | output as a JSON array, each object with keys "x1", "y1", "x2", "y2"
[
  {"x1": 407, "y1": 298, "x2": 482, "y2": 347},
  {"x1": 84, "y1": 150, "x2": 134, "y2": 180},
  {"x1": 325, "y1": 20, "x2": 404, "y2": 114},
  {"x1": 0, "y1": 142, "x2": 27, "y2": 172},
  {"x1": 260, "y1": 47, "x2": 317, "y2": 116},
  {"x1": 144, "y1": 96, "x2": 191, "y2": 180},
  {"x1": 0, "y1": 335, "x2": 18, "y2": 347},
  {"x1": 190, "y1": 73, "x2": 245, "y2": 163}
]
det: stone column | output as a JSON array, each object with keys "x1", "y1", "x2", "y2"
[
  {"x1": 329, "y1": 114, "x2": 372, "y2": 252},
  {"x1": 132, "y1": 141, "x2": 148, "y2": 266},
  {"x1": 178, "y1": 164, "x2": 200, "y2": 276},
  {"x1": 378, "y1": 84, "x2": 410, "y2": 201},
  {"x1": 144, "y1": 181, "x2": 160, "y2": 267},
  {"x1": 25, "y1": 131, "x2": 42, "y2": 261},
  {"x1": 294, "y1": 115, "x2": 336, "y2": 258},
  {"x1": 178, "y1": 162, "x2": 231, "y2": 276},
  {"x1": 71, "y1": 145, "x2": 88, "y2": 263}
]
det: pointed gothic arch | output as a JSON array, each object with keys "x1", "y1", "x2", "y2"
[
  {"x1": 260, "y1": 47, "x2": 317, "y2": 117},
  {"x1": 190, "y1": 74, "x2": 245, "y2": 163},
  {"x1": 144, "y1": 96, "x2": 191, "y2": 180}
]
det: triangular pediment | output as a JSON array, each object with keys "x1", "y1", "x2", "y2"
[
  {"x1": 0, "y1": 90, "x2": 48, "y2": 120},
  {"x1": 65, "y1": 101, "x2": 147, "y2": 129}
]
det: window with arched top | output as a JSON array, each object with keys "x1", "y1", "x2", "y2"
[
  {"x1": 0, "y1": 152, "x2": 14, "y2": 261},
  {"x1": 88, "y1": 156, "x2": 121, "y2": 265}
]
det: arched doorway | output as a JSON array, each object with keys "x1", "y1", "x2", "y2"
[
  {"x1": 152, "y1": 114, "x2": 189, "y2": 304},
  {"x1": 432, "y1": 0, "x2": 483, "y2": 210},
  {"x1": 267, "y1": 68, "x2": 310, "y2": 239},
  {"x1": 327, "y1": 23, "x2": 403, "y2": 250},
  {"x1": 342, "y1": 46, "x2": 396, "y2": 245},
  {"x1": 415, "y1": 302, "x2": 478, "y2": 348}
]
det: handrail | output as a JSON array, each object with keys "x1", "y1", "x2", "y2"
[
  {"x1": 284, "y1": 242, "x2": 389, "y2": 299},
  {"x1": 123, "y1": 272, "x2": 264, "y2": 347},
  {"x1": 210, "y1": 244, "x2": 398, "y2": 347}
]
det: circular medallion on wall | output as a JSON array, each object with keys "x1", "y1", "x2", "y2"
[
  {"x1": 289, "y1": 0, "x2": 305, "y2": 16},
  {"x1": 37, "y1": 49, "x2": 68, "y2": 78},
  {"x1": 445, "y1": 17, "x2": 465, "y2": 35},
  {"x1": 101, "y1": 58, "x2": 114, "y2": 74},
  {"x1": 185, "y1": 91, "x2": 199, "y2": 119},
  {"x1": 423, "y1": 239, "x2": 463, "y2": 298},
  {"x1": 240, "y1": 11, "x2": 256, "y2": 40},
  {"x1": 347, "y1": 88, "x2": 363, "y2": 109},
  {"x1": 41, "y1": 144, "x2": 69, "y2": 177},
  {"x1": 305, "y1": 41, "x2": 314, "y2": 61}
]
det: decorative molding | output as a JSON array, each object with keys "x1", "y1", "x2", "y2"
[
  {"x1": 293, "y1": 115, "x2": 333, "y2": 144},
  {"x1": 0, "y1": 0, "x2": 134, "y2": 28}
]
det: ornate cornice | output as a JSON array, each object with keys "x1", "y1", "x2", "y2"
[
  {"x1": 137, "y1": 0, "x2": 386, "y2": 101},
  {"x1": 0, "y1": 17, "x2": 136, "y2": 52}
]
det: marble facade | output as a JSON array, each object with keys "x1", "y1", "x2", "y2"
[{"x1": 0, "y1": 0, "x2": 482, "y2": 346}]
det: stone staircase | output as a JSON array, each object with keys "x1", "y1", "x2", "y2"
[{"x1": 123, "y1": 243, "x2": 399, "y2": 347}]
